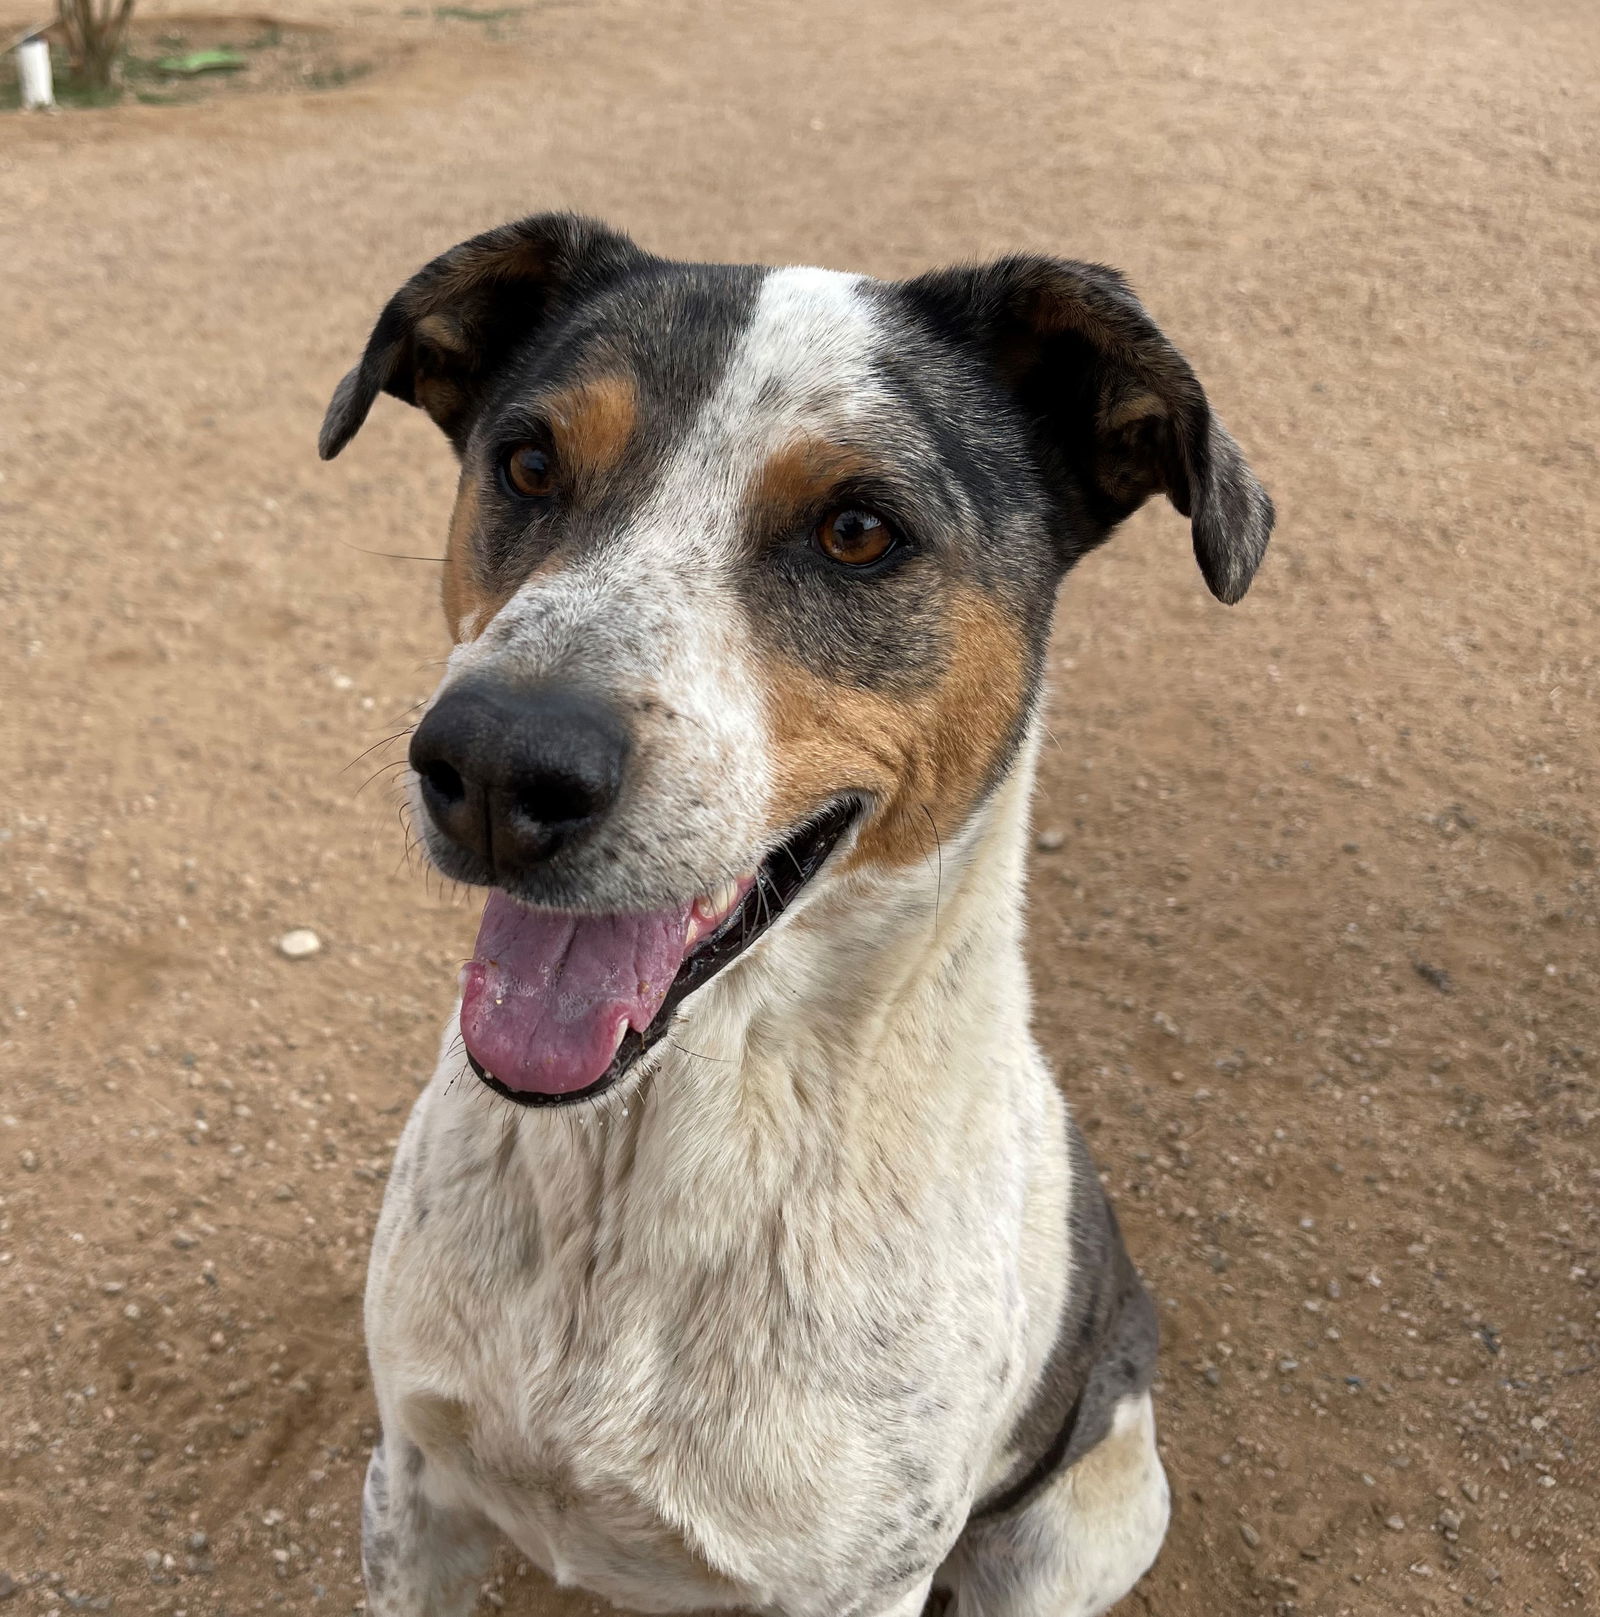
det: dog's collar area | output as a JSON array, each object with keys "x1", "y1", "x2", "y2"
[{"x1": 471, "y1": 797, "x2": 862, "y2": 1108}]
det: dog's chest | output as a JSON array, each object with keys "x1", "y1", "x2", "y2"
[{"x1": 368, "y1": 1114, "x2": 1030, "y2": 1613}]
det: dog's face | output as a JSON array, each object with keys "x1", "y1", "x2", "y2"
[{"x1": 322, "y1": 215, "x2": 1273, "y2": 1104}]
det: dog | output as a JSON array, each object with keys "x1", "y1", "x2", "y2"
[{"x1": 319, "y1": 213, "x2": 1273, "y2": 1617}]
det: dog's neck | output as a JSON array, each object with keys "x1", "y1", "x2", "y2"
[{"x1": 500, "y1": 727, "x2": 1044, "y2": 1237}]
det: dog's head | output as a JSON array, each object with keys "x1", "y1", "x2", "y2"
[{"x1": 322, "y1": 214, "x2": 1273, "y2": 1105}]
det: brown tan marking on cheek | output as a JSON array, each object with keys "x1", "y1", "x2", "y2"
[
  {"x1": 441, "y1": 471, "x2": 480, "y2": 640},
  {"x1": 762, "y1": 589, "x2": 1029, "y2": 873},
  {"x1": 545, "y1": 373, "x2": 639, "y2": 495},
  {"x1": 440, "y1": 473, "x2": 519, "y2": 643}
]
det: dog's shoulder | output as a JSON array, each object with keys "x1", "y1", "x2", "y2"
[{"x1": 975, "y1": 1111, "x2": 1159, "y2": 1519}]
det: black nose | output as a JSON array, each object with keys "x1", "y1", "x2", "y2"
[{"x1": 408, "y1": 680, "x2": 630, "y2": 877}]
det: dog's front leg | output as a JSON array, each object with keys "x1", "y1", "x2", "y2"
[{"x1": 362, "y1": 1434, "x2": 498, "y2": 1617}]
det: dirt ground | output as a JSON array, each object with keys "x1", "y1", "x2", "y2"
[{"x1": 2, "y1": 0, "x2": 1596, "y2": 1613}]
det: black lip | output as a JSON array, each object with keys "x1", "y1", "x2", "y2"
[{"x1": 469, "y1": 798, "x2": 861, "y2": 1108}]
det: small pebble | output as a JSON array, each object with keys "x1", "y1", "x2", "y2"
[
  {"x1": 1034, "y1": 829, "x2": 1066, "y2": 852},
  {"x1": 1385, "y1": 1515, "x2": 1406, "y2": 1531},
  {"x1": 1413, "y1": 960, "x2": 1453, "y2": 993},
  {"x1": 19, "y1": 1150, "x2": 38, "y2": 1173},
  {"x1": 273, "y1": 1183, "x2": 296, "y2": 1202},
  {"x1": 276, "y1": 928, "x2": 322, "y2": 960},
  {"x1": 1240, "y1": 1523, "x2": 1261, "y2": 1549}
]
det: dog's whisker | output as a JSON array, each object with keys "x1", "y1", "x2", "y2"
[
  {"x1": 918, "y1": 802, "x2": 943, "y2": 927},
  {"x1": 356, "y1": 758, "x2": 413, "y2": 798},
  {"x1": 667, "y1": 1038, "x2": 734, "y2": 1065},
  {"x1": 341, "y1": 726, "x2": 418, "y2": 774},
  {"x1": 338, "y1": 538, "x2": 448, "y2": 563}
]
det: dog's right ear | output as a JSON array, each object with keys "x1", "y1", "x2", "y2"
[{"x1": 318, "y1": 213, "x2": 644, "y2": 461}]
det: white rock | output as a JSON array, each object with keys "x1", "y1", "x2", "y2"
[{"x1": 276, "y1": 929, "x2": 322, "y2": 960}]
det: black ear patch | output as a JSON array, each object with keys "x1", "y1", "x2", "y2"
[
  {"x1": 318, "y1": 212, "x2": 644, "y2": 461},
  {"x1": 898, "y1": 256, "x2": 1275, "y2": 603}
]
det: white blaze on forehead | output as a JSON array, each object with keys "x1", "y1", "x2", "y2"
[
  {"x1": 696, "y1": 266, "x2": 884, "y2": 452},
  {"x1": 637, "y1": 266, "x2": 886, "y2": 560}
]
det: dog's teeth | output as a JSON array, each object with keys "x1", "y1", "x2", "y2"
[
  {"x1": 610, "y1": 1020, "x2": 629, "y2": 1058},
  {"x1": 695, "y1": 879, "x2": 740, "y2": 924}
]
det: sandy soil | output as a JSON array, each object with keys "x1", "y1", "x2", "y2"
[{"x1": 2, "y1": 1, "x2": 1596, "y2": 1613}]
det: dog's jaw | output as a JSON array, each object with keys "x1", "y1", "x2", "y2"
[{"x1": 459, "y1": 797, "x2": 863, "y2": 1106}]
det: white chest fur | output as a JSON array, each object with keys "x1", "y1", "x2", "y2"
[{"x1": 364, "y1": 767, "x2": 1076, "y2": 1615}]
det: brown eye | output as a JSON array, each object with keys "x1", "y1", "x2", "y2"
[
  {"x1": 814, "y1": 508, "x2": 896, "y2": 567},
  {"x1": 502, "y1": 443, "x2": 555, "y2": 499}
]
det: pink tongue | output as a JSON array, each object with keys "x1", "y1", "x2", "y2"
[{"x1": 460, "y1": 890, "x2": 695, "y2": 1095}]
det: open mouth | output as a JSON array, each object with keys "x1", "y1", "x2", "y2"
[{"x1": 461, "y1": 798, "x2": 861, "y2": 1107}]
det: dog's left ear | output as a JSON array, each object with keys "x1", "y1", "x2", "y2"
[
  {"x1": 899, "y1": 256, "x2": 1274, "y2": 603},
  {"x1": 319, "y1": 212, "x2": 644, "y2": 461}
]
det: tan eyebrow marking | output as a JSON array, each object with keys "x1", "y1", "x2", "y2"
[
  {"x1": 542, "y1": 373, "x2": 639, "y2": 490},
  {"x1": 751, "y1": 436, "x2": 879, "y2": 519}
]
